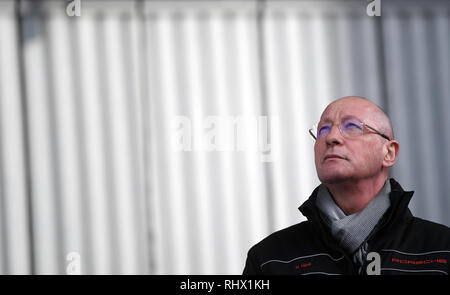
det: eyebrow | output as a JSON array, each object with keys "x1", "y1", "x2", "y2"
[{"x1": 318, "y1": 115, "x2": 361, "y2": 125}]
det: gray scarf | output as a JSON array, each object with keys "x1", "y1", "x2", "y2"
[{"x1": 316, "y1": 180, "x2": 391, "y2": 272}]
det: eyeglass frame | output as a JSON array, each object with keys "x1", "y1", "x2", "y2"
[{"x1": 308, "y1": 118, "x2": 391, "y2": 141}]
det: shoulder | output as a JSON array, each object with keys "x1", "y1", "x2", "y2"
[
  {"x1": 404, "y1": 217, "x2": 450, "y2": 249},
  {"x1": 247, "y1": 221, "x2": 313, "y2": 260},
  {"x1": 410, "y1": 217, "x2": 450, "y2": 234},
  {"x1": 243, "y1": 220, "x2": 341, "y2": 274}
]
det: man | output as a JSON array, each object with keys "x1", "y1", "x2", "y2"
[{"x1": 243, "y1": 96, "x2": 450, "y2": 275}]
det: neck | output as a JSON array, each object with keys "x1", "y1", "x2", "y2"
[{"x1": 325, "y1": 175, "x2": 388, "y2": 215}]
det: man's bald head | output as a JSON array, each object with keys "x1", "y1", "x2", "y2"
[{"x1": 323, "y1": 96, "x2": 394, "y2": 140}]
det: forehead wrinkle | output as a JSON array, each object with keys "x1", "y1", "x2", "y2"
[
  {"x1": 319, "y1": 104, "x2": 369, "y2": 123},
  {"x1": 318, "y1": 115, "x2": 362, "y2": 127}
]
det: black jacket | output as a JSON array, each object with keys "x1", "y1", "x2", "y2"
[{"x1": 243, "y1": 178, "x2": 450, "y2": 275}]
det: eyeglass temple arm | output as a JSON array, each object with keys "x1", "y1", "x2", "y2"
[
  {"x1": 364, "y1": 124, "x2": 391, "y2": 141},
  {"x1": 309, "y1": 129, "x2": 317, "y2": 140}
]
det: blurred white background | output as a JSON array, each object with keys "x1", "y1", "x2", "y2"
[{"x1": 0, "y1": 0, "x2": 449, "y2": 274}]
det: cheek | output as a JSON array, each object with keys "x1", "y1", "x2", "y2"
[
  {"x1": 354, "y1": 143, "x2": 384, "y2": 168},
  {"x1": 314, "y1": 142, "x2": 324, "y2": 165}
]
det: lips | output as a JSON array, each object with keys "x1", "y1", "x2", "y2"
[{"x1": 323, "y1": 154, "x2": 346, "y2": 162}]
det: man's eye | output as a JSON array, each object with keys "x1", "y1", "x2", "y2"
[
  {"x1": 318, "y1": 126, "x2": 330, "y2": 135},
  {"x1": 344, "y1": 122, "x2": 362, "y2": 131}
]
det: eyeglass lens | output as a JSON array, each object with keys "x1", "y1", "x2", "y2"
[{"x1": 316, "y1": 118, "x2": 363, "y2": 139}]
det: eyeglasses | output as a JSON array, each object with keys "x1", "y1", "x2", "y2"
[{"x1": 309, "y1": 117, "x2": 391, "y2": 141}]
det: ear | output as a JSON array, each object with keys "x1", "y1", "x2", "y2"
[{"x1": 382, "y1": 140, "x2": 400, "y2": 168}]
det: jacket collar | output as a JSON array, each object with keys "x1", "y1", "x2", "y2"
[{"x1": 299, "y1": 178, "x2": 414, "y2": 228}]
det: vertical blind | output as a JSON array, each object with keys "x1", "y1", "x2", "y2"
[
  {"x1": 0, "y1": 0, "x2": 449, "y2": 274},
  {"x1": 0, "y1": 0, "x2": 31, "y2": 275}
]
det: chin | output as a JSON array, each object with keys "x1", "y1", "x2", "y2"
[{"x1": 318, "y1": 171, "x2": 353, "y2": 184}]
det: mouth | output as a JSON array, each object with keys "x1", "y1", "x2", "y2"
[{"x1": 323, "y1": 154, "x2": 346, "y2": 162}]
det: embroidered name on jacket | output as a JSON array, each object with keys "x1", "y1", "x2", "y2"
[
  {"x1": 379, "y1": 249, "x2": 450, "y2": 275},
  {"x1": 260, "y1": 253, "x2": 345, "y2": 275}
]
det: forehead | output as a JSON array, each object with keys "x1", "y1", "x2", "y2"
[{"x1": 319, "y1": 99, "x2": 376, "y2": 122}]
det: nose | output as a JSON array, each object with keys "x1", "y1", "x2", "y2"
[{"x1": 325, "y1": 124, "x2": 343, "y2": 146}]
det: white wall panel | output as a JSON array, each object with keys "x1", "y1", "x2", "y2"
[
  {"x1": 9, "y1": 0, "x2": 149, "y2": 274},
  {"x1": 0, "y1": 0, "x2": 31, "y2": 275},
  {"x1": 153, "y1": 11, "x2": 191, "y2": 274},
  {"x1": 233, "y1": 10, "x2": 270, "y2": 266},
  {"x1": 209, "y1": 11, "x2": 243, "y2": 274},
  {"x1": 103, "y1": 11, "x2": 141, "y2": 275},
  {"x1": 22, "y1": 4, "x2": 60, "y2": 274},
  {"x1": 143, "y1": 1, "x2": 271, "y2": 274},
  {"x1": 74, "y1": 1, "x2": 147, "y2": 274},
  {"x1": 77, "y1": 13, "x2": 113, "y2": 274},
  {"x1": 47, "y1": 11, "x2": 85, "y2": 274},
  {"x1": 263, "y1": 10, "x2": 292, "y2": 231}
]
